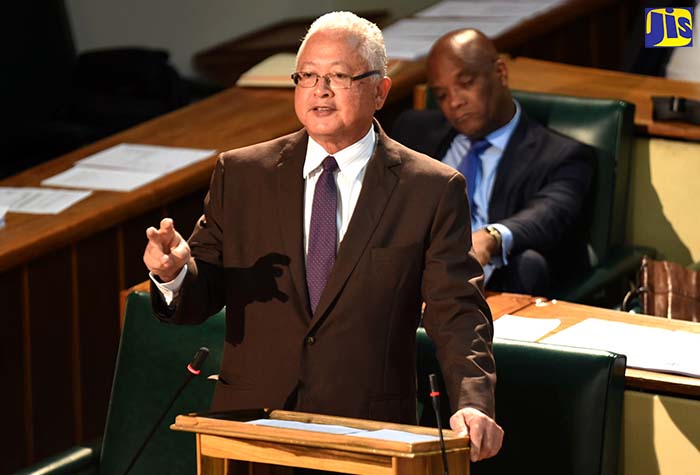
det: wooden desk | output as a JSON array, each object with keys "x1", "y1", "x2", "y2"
[
  {"x1": 506, "y1": 56, "x2": 700, "y2": 141},
  {"x1": 486, "y1": 294, "x2": 700, "y2": 475},
  {"x1": 173, "y1": 410, "x2": 469, "y2": 475},
  {"x1": 489, "y1": 296, "x2": 700, "y2": 398}
]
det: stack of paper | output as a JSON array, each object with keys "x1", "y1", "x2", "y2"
[
  {"x1": 41, "y1": 143, "x2": 216, "y2": 192},
  {"x1": 494, "y1": 314, "x2": 561, "y2": 341},
  {"x1": 383, "y1": 0, "x2": 564, "y2": 60},
  {"x1": 541, "y1": 318, "x2": 700, "y2": 378},
  {"x1": 0, "y1": 187, "x2": 92, "y2": 215},
  {"x1": 247, "y1": 419, "x2": 438, "y2": 442}
]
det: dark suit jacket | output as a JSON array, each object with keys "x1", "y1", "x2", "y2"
[
  {"x1": 392, "y1": 109, "x2": 595, "y2": 288},
  {"x1": 152, "y1": 123, "x2": 496, "y2": 424}
]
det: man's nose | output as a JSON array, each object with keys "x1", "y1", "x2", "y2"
[
  {"x1": 448, "y1": 90, "x2": 466, "y2": 109},
  {"x1": 314, "y1": 75, "x2": 334, "y2": 95}
]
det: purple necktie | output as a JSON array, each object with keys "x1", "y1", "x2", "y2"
[
  {"x1": 306, "y1": 156, "x2": 339, "y2": 314},
  {"x1": 457, "y1": 139, "x2": 490, "y2": 219}
]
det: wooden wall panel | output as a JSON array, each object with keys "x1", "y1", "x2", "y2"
[
  {"x1": 0, "y1": 268, "x2": 27, "y2": 473},
  {"x1": 27, "y1": 250, "x2": 76, "y2": 460},
  {"x1": 75, "y1": 230, "x2": 121, "y2": 442}
]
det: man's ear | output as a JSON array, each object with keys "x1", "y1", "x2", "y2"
[
  {"x1": 494, "y1": 58, "x2": 508, "y2": 87},
  {"x1": 374, "y1": 76, "x2": 392, "y2": 110}
]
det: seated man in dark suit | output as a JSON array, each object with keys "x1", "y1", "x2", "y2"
[{"x1": 393, "y1": 29, "x2": 594, "y2": 296}]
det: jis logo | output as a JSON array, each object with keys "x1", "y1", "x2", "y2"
[{"x1": 645, "y1": 7, "x2": 693, "y2": 47}]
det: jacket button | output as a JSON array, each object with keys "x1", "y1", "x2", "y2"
[{"x1": 306, "y1": 336, "x2": 316, "y2": 346}]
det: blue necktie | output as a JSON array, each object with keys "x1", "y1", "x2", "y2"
[
  {"x1": 306, "y1": 156, "x2": 339, "y2": 314},
  {"x1": 458, "y1": 139, "x2": 490, "y2": 218}
]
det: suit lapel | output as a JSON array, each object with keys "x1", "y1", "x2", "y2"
[
  {"x1": 310, "y1": 125, "x2": 401, "y2": 326},
  {"x1": 275, "y1": 130, "x2": 312, "y2": 320},
  {"x1": 489, "y1": 113, "x2": 539, "y2": 220}
]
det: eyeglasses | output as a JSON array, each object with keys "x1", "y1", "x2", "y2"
[{"x1": 291, "y1": 70, "x2": 381, "y2": 89}]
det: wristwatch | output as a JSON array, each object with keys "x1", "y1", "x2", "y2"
[{"x1": 485, "y1": 225, "x2": 502, "y2": 252}]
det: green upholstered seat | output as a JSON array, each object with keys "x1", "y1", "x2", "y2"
[
  {"x1": 425, "y1": 88, "x2": 654, "y2": 306},
  {"x1": 14, "y1": 291, "x2": 225, "y2": 475},
  {"x1": 416, "y1": 327, "x2": 626, "y2": 475}
]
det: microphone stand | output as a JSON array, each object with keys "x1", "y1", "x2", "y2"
[
  {"x1": 429, "y1": 373, "x2": 449, "y2": 475},
  {"x1": 123, "y1": 347, "x2": 209, "y2": 475}
]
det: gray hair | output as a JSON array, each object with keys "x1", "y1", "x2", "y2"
[{"x1": 297, "y1": 11, "x2": 387, "y2": 76}]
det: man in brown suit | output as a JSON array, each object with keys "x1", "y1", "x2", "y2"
[{"x1": 143, "y1": 11, "x2": 502, "y2": 462}]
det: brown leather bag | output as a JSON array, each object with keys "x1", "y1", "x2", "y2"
[{"x1": 626, "y1": 256, "x2": 700, "y2": 322}]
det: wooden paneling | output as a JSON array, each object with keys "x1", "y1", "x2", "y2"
[
  {"x1": 75, "y1": 230, "x2": 121, "y2": 441},
  {"x1": 0, "y1": 268, "x2": 27, "y2": 472},
  {"x1": 27, "y1": 250, "x2": 76, "y2": 460}
]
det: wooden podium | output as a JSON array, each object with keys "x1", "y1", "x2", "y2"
[{"x1": 172, "y1": 410, "x2": 469, "y2": 474}]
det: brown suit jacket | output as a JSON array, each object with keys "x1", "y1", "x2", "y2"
[{"x1": 152, "y1": 123, "x2": 496, "y2": 423}]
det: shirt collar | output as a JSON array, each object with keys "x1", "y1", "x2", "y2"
[
  {"x1": 481, "y1": 99, "x2": 521, "y2": 152},
  {"x1": 458, "y1": 99, "x2": 521, "y2": 152},
  {"x1": 303, "y1": 126, "x2": 376, "y2": 179}
]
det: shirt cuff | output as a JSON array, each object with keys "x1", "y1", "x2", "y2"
[
  {"x1": 149, "y1": 264, "x2": 188, "y2": 305},
  {"x1": 489, "y1": 223, "x2": 512, "y2": 267}
]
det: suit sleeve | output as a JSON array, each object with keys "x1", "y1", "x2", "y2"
[
  {"x1": 151, "y1": 156, "x2": 227, "y2": 324},
  {"x1": 499, "y1": 140, "x2": 594, "y2": 254},
  {"x1": 421, "y1": 171, "x2": 497, "y2": 418}
]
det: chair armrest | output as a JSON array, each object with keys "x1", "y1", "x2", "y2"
[
  {"x1": 555, "y1": 246, "x2": 654, "y2": 305},
  {"x1": 12, "y1": 441, "x2": 100, "y2": 475}
]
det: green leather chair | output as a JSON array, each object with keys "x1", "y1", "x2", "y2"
[
  {"x1": 14, "y1": 291, "x2": 225, "y2": 475},
  {"x1": 424, "y1": 88, "x2": 654, "y2": 306},
  {"x1": 416, "y1": 328, "x2": 626, "y2": 475}
]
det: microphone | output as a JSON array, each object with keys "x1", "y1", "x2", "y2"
[
  {"x1": 429, "y1": 373, "x2": 449, "y2": 475},
  {"x1": 123, "y1": 347, "x2": 210, "y2": 475}
]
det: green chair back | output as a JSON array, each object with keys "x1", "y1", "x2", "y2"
[
  {"x1": 511, "y1": 90, "x2": 634, "y2": 265},
  {"x1": 416, "y1": 328, "x2": 626, "y2": 475},
  {"x1": 99, "y1": 291, "x2": 225, "y2": 475}
]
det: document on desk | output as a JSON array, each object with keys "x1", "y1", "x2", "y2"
[
  {"x1": 247, "y1": 419, "x2": 358, "y2": 435},
  {"x1": 0, "y1": 205, "x2": 7, "y2": 228},
  {"x1": 541, "y1": 318, "x2": 700, "y2": 378},
  {"x1": 417, "y1": 0, "x2": 564, "y2": 19},
  {"x1": 383, "y1": 17, "x2": 518, "y2": 60},
  {"x1": 74, "y1": 143, "x2": 216, "y2": 175},
  {"x1": 0, "y1": 187, "x2": 92, "y2": 214},
  {"x1": 41, "y1": 143, "x2": 216, "y2": 192},
  {"x1": 247, "y1": 419, "x2": 439, "y2": 442},
  {"x1": 494, "y1": 314, "x2": 561, "y2": 342}
]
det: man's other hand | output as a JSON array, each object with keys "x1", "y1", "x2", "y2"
[
  {"x1": 471, "y1": 228, "x2": 498, "y2": 266},
  {"x1": 450, "y1": 407, "x2": 504, "y2": 462},
  {"x1": 143, "y1": 218, "x2": 190, "y2": 282}
]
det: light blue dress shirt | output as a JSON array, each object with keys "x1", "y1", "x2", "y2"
[{"x1": 442, "y1": 101, "x2": 521, "y2": 281}]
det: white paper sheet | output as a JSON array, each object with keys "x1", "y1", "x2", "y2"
[
  {"x1": 246, "y1": 419, "x2": 440, "y2": 443},
  {"x1": 383, "y1": 17, "x2": 519, "y2": 39},
  {"x1": 41, "y1": 167, "x2": 162, "y2": 192},
  {"x1": 75, "y1": 143, "x2": 216, "y2": 174},
  {"x1": 346, "y1": 429, "x2": 439, "y2": 443},
  {"x1": 0, "y1": 187, "x2": 92, "y2": 215},
  {"x1": 384, "y1": 36, "x2": 438, "y2": 60},
  {"x1": 417, "y1": 0, "x2": 562, "y2": 19},
  {"x1": 494, "y1": 314, "x2": 561, "y2": 341},
  {"x1": 246, "y1": 419, "x2": 359, "y2": 435},
  {"x1": 0, "y1": 205, "x2": 7, "y2": 228},
  {"x1": 541, "y1": 318, "x2": 700, "y2": 378}
]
